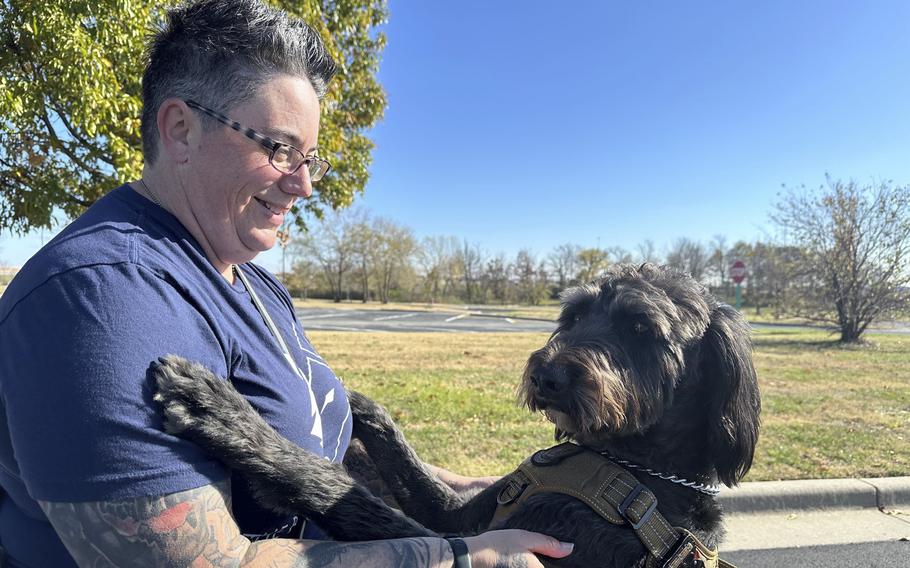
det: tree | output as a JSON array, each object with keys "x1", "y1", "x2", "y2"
[
  {"x1": 415, "y1": 235, "x2": 458, "y2": 304},
  {"x1": 483, "y1": 253, "x2": 510, "y2": 305},
  {"x1": 457, "y1": 240, "x2": 485, "y2": 304},
  {"x1": 286, "y1": 258, "x2": 320, "y2": 300},
  {"x1": 296, "y1": 209, "x2": 358, "y2": 302},
  {"x1": 772, "y1": 178, "x2": 910, "y2": 342},
  {"x1": 370, "y1": 217, "x2": 416, "y2": 304},
  {"x1": 547, "y1": 243, "x2": 580, "y2": 290},
  {"x1": 606, "y1": 246, "x2": 634, "y2": 265},
  {"x1": 707, "y1": 234, "x2": 729, "y2": 295},
  {"x1": 636, "y1": 239, "x2": 660, "y2": 264},
  {"x1": 513, "y1": 249, "x2": 548, "y2": 305},
  {"x1": 0, "y1": 0, "x2": 387, "y2": 234},
  {"x1": 575, "y1": 247, "x2": 609, "y2": 283},
  {"x1": 665, "y1": 237, "x2": 710, "y2": 282},
  {"x1": 347, "y1": 211, "x2": 376, "y2": 302}
]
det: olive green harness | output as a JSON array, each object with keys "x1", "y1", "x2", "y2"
[{"x1": 491, "y1": 443, "x2": 737, "y2": 568}]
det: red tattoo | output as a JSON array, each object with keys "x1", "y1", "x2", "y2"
[{"x1": 149, "y1": 502, "x2": 192, "y2": 533}]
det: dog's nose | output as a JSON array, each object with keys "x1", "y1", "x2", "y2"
[{"x1": 530, "y1": 364, "x2": 571, "y2": 398}]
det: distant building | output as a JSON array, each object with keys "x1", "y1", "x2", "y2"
[{"x1": 0, "y1": 266, "x2": 20, "y2": 277}]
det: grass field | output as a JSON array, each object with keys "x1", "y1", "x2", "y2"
[{"x1": 310, "y1": 328, "x2": 909, "y2": 482}]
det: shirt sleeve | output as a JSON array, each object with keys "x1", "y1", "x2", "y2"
[{"x1": 0, "y1": 263, "x2": 229, "y2": 502}]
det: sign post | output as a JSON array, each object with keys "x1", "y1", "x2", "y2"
[{"x1": 730, "y1": 260, "x2": 746, "y2": 310}]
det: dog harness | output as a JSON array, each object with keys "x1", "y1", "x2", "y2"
[{"x1": 491, "y1": 443, "x2": 737, "y2": 568}]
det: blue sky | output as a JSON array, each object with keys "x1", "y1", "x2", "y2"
[{"x1": 3, "y1": 0, "x2": 909, "y2": 270}]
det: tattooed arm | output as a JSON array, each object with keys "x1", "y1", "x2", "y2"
[{"x1": 39, "y1": 480, "x2": 572, "y2": 568}]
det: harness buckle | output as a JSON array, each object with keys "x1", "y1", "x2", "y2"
[
  {"x1": 496, "y1": 472, "x2": 530, "y2": 505},
  {"x1": 617, "y1": 483, "x2": 657, "y2": 530},
  {"x1": 660, "y1": 532, "x2": 698, "y2": 568}
]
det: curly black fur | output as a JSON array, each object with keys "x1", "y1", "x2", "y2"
[{"x1": 152, "y1": 263, "x2": 761, "y2": 567}]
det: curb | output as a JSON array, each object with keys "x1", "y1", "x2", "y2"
[{"x1": 717, "y1": 476, "x2": 910, "y2": 514}]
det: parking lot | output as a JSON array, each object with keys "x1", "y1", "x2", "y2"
[{"x1": 295, "y1": 308, "x2": 556, "y2": 333}]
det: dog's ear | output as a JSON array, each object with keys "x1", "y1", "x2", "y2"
[{"x1": 698, "y1": 304, "x2": 761, "y2": 487}]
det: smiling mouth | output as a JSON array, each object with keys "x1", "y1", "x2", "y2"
[{"x1": 254, "y1": 197, "x2": 290, "y2": 216}]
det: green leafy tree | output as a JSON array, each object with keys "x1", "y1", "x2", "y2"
[
  {"x1": 575, "y1": 247, "x2": 609, "y2": 283},
  {"x1": 0, "y1": 0, "x2": 386, "y2": 234}
]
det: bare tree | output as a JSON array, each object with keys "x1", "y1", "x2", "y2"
[
  {"x1": 286, "y1": 259, "x2": 320, "y2": 300},
  {"x1": 483, "y1": 253, "x2": 510, "y2": 305},
  {"x1": 547, "y1": 243, "x2": 581, "y2": 290},
  {"x1": 371, "y1": 217, "x2": 416, "y2": 304},
  {"x1": 708, "y1": 234, "x2": 729, "y2": 295},
  {"x1": 772, "y1": 178, "x2": 910, "y2": 342},
  {"x1": 749, "y1": 241, "x2": 804, "y2": 317},
  {"x1": 635, "y1": 239, "x2": 660, "y2": 264},
  {"x1": 457, "y1": 240, "x2": 486, "y2": 304},
  {"x1": 665, "y1": 238, "x2": 710, "y2": 282},
  {"x1": 416, "y1": 235, "x2": 459, "y2": 304},
  {"x1": 606, "y1": 246, "x2": 634, "y2": 265},
  {"x1": 348, "y1": 211, "x2": 376, "y2": 302},
  {"x1": 296, "y1": 209, "x2": 359, "y2": 302},
  {"x1": 513, "y1": 249, "x2": 548, "y2": 305}
]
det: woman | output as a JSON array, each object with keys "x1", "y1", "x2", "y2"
[{"x1": 0, "y1": 1, "x2": 573, "y2": 566}]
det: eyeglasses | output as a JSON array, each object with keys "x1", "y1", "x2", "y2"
[{"x1": 185, "y1": 100, "x2": 331, "y2": 181}]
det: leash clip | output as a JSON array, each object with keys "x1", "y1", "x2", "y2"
[{"x1": 660, "y1": 532, "x2": 699, "y2": 568}]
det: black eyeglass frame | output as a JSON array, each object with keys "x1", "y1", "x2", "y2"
[{"x1": 184, "y1": 99, "x2": 331, "y2": 181}]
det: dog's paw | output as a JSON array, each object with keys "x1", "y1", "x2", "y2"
[
  {"x1": 152, "y1": 355, "x2": 233, "y2": 436},
  {"x1": 348, "y1": 391, "x2": 397, "y2": 434}
]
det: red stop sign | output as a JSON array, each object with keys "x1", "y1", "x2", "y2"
[{"x1": 730, "y1": 260, "x2": 746, "y2": 284}]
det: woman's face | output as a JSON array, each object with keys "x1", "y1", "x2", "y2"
[{"x1": 182, "y1": 74, "x2": 321, "y2": 271}]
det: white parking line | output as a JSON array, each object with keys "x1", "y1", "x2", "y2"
[
  {"x1": 411, "y1": 326, "x2": 474, "y2": 333},
  {"x1": 308, "y1": 325, "x2": 389, "y2": 332},
  {"x1": 445, "y1": 314, "x2": 467, "y2": 322},
  {"x1": 296, "y1": 312, "x2": 356, "y2": 321},
  {"x1": 373, "y1": 313, "x2": 419, "y2": 321}
]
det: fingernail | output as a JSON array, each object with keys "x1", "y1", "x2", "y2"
[{"x1": 560, "y1": 542, "x2": 574, "y2": 552}]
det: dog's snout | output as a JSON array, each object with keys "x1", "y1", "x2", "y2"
[{"x1": 531, "y1": 363, "x2": 572, "y2": 398}]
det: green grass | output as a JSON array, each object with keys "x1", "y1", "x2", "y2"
[{"x1": 310, "y1": 328, "x2": 910, "y2": 481}]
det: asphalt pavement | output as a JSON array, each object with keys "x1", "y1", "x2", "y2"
[
  {"x1": 295, "y1": 307, "x2": 556, "y2": 333},
  {"x1": 718, "y1": 477, "x2": 910, "y2": 567}
]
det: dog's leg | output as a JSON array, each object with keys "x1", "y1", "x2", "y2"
[
  {"x1": 348, "y1": 391, "x2": 502, "y2": 534},
  {"x1": 342, "y1": 438, "x2": 401, "y2": 508},
  {"x1": 151, "y1": 355, "x2": 435, "y2": 541}
]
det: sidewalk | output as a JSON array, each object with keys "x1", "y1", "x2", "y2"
[{"x1": 717, "y1": 477, "x2": 910, "y2": 552}]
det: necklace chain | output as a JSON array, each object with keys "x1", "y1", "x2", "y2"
[
  {"x1": 139, "y1": 179, "x2": 164, "y2": 209},
  {"x1": 139, "y1": 179, "x2": 238, "y2": 279},
  {"x1": 600, "y1": 451, "x2": 721, "y2": 496}
]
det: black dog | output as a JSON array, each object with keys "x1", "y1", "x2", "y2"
[{"x1": 153, "y1": 263, "x2": 760, "y2": 566}]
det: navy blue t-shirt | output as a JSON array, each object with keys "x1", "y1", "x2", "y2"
[{"x1": 0, "y1": 185, "x2": 351, "y2": 566}]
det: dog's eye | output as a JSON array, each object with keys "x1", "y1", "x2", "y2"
[
  {"x1": 573, "y1": 314, "x2": 582, "y2": 323},
  {"x1": 632, "y1": 321, "x2": 648, "y2": 334}
]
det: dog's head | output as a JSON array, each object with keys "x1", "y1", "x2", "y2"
[{"x1": 519, "y1": 263, "x2": 761, "y2": 486}]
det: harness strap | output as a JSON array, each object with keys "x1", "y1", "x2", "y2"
[{"x1": 492, "y1": 442, "x2": 737, "y2": 568}]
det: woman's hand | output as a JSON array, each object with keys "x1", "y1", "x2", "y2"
[
  {"x1": 426, "y1": 463, "x2": 501, "y2": 492},
  {"x1": 464, "y1": 529, "x2": 574, "y2": 568}
]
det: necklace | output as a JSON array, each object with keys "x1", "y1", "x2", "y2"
[{"x1": 139, "y1": 178, "x2": 165, "y2": 209}]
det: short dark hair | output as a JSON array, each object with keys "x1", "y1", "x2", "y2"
[{"x1": 141, "y1": 0, "x2": 337, "y2": 163}]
